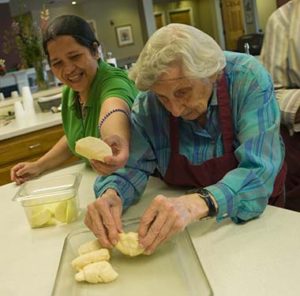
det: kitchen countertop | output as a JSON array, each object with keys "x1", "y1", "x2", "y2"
[
  {"x1": 0, "y1": 163, "x2": 300, "y2": 296},
  {"x1": 0, "y1": 86, "x2": 63, "y2": 140},
  {"x1": 0, "y1": 111, "x2": 62, "y2": 141}
]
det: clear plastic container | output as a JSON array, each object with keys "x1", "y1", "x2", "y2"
[
  {"x1": 52, "y1": 218, "x2": 213, "y2": 296},
  {"x1": 13, "y1": 173, "x2": 82, "y2": 228}
]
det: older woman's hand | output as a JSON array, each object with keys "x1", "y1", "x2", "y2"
[
  {"x1": 84, "y1": 189, "x2": 123, "y2": 248},
  {"x1": 90, "y1": 135, "x2": 129, "y2": 175},
  {"x1": 138, "y1": 194, "x2": 208, "y2": 254}
]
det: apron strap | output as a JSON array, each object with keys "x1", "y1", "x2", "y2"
[{"x1": 216, "y1": 74, "x2": 235, "y2": 153}]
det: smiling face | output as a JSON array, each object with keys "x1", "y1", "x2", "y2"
[
  {"x1": 150, "y1": 66, "x2": 215, "y2": 122},
  {"x1": 47, "y1": 36, "x2": 99, "y2": 98}
]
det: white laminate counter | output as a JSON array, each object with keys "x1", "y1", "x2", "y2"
[
  {"x1": 0, "y1": 163, "x2": 300, "y2": 296},
  {"x1": 0, "y1": 111, "x2": 62, "y2": 141}
]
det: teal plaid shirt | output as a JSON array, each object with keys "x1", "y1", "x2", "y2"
[{"x1": 94, "y1": 51, "x2": 285, "y2": 223}]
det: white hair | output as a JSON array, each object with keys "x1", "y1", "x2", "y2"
[{"x1": 129, "y1": 23, "x2": 226, "y2": 90}]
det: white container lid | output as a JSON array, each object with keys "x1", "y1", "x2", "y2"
[{"x1": 13, "y1": 173, "x2": 82, "y2": 206}]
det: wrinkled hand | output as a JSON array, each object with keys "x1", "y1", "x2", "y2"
[
  {"x1": 84, "y1": 189, "x2": 123, "y2": 248},
  {"x1": 90, "y1": 135, "x2": 129, "y2": 175},
  {"x1": 138, "y1": 195, "x2": 203, "y2": 255},
  {"x1": 10, "y1": 161, "x2": 42, "y2": 185}
]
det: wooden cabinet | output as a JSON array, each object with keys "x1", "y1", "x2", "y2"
[{"x1": 0, "y1": 125, "x2": 78, "y2": 185}]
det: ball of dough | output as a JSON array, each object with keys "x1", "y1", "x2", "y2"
[
  {"x1": 75, "y1": 137, "x2": 112, "y2": 161},
  {"x1": 115, "y1": 232, "x2": 144, "y2": 257}
]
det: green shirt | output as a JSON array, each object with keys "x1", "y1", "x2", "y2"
[{"x1": 61, "y1": 60, "x2": 137, "y2": 160}]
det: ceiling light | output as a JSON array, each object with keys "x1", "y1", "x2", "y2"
[{"x1": 72, "y1": 1, "x2": 77, "y2": 4}]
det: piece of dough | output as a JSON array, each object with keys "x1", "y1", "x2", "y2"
[
  {"x1": 75, "y1": 261, "x2": 118, "y2": 283},
  {"x1": 54, "y1": 198, "x2": 77, "y2": 223},
  {"x1": 65, "y1": 198, "x2": 78, "y2": 223},
  {"x1": 75, "y1": 137, "x2": 112, "y2": 161},
  {"x1": 29, "y1": 206, "x2": 52, "y2": 228},
  {"x1": 115, "y1": 232, "x2": 144, "y2": 257},
  {"x1": 71, "y1": 249, "x2": 110, "y2": 271},
  {"x1": 78, "y1": 239, "x2": 102, "y2": 255}
]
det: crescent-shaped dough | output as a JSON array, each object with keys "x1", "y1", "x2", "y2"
[
  {"x1": 71, "y1": 249, "x2": 110, "y2": 271},
  {"x1": 75, "y1": 137, "x2": 112, "y2": 161},
  {"x1": 75, "y1": 261, "x2": 118, "y2": 283},
  {"x1": 78, "y1": 239, "x2": 102, "y2": 255}
]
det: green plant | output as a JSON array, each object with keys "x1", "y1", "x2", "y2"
[
  {"x1": 3, "y1": 13, "x2": 44, "y2": 70},
  {"x1": 3, "y1": 11, "x2": 48, "y2": 90}
]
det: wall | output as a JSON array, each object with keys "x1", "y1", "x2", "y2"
[
  {"x1": 256, "y1": 0, "x2": 276, "y2": 32},
  {"x1": 153, "y1": 0, "x2": 278, "y2": 47},
  {"x1": 76, "y1": 0, "x2": 144, "y2": 61},
  {"x1": 196, "y1": 0, "x2": 218, "y2": 40},
  {"x1": 153, "y1": 1, "x2": 199, "y2": 27},
  {"x1": 2, "y1": 0, "x2": 279, "y2": 70},
  {"x1": 153, "y1": 0, "x2": 220, "y2": 43},
  {"x1": 8, "y1": 0, "x2": 145, "y2": 65}
]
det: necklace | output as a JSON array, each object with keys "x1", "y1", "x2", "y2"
[
  {"x1": 78, "y1": 96, "x2": 85, "y2": 106},
  {"x1": 75, "y1": 93, "x2": 87, "y2": 119}
]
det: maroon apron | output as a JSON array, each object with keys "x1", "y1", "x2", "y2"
[
  {"x1": 163, "y1": 74, "x2": 287, "y2": 207},
  {"x1": 280, "y1": 125, "x2": 300, "y2": 211}
]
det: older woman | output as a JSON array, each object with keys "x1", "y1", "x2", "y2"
[
  {"x1": 85, "y1": 24, "x2": 286, "y2": 254},
  {"x1": 11, "y1": 15, "x2": 137, "y2": 184}
]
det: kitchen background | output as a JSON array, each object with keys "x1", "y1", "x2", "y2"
[
  {"x1": 0, "y1": 0, "x2": 284, "y2": 108},
  {"x1": 1, "y1": 0, "x2": 279, "y2": 73},
  {"x1": 0, "y1": 0, "x2": 281, "y2": 114},
  {"x1": 0, "y1": 0, "x2": 285, "y2": 185}
]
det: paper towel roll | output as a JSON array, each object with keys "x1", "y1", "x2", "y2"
[
  {"x1": 22, "y1": 86, "x2": 33, "y2": 103},
  {"x1": 22, "y1": 86, "x2": 36, "y2": 116},
  {"x1": 14, "y1": 101, "x2": 26, "y2": 123}
]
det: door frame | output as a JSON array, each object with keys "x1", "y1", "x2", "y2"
[
  {"x1": 214, "y1": 0, "x2": 226, "y2": 49},
  {"x1": 214, "y1": 0, "x2": 260, "y2": 50}
]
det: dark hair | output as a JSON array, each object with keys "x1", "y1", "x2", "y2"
[{"x1": 43, "y1": 15, "x2": 99, "y2": 57}]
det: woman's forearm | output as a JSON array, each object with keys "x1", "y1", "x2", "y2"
[
  {"x1": 99, "y1": 97, "x2": 131, "y2": 141},
  {"x1": 36, "y1": 135, "x2": 74, "y2": 172}
]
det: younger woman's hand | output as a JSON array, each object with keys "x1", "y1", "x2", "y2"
[{"x1": 10, "y1": 161, "x2": 43, "y2": 185}]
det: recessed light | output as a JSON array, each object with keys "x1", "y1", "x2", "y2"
[{"x1": 72, "y1": 1, "x2": 77, "y2": 4}]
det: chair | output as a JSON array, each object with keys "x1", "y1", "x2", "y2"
[{"x1": 237, "y1": 33, "x2": 264, "y2": 55}]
